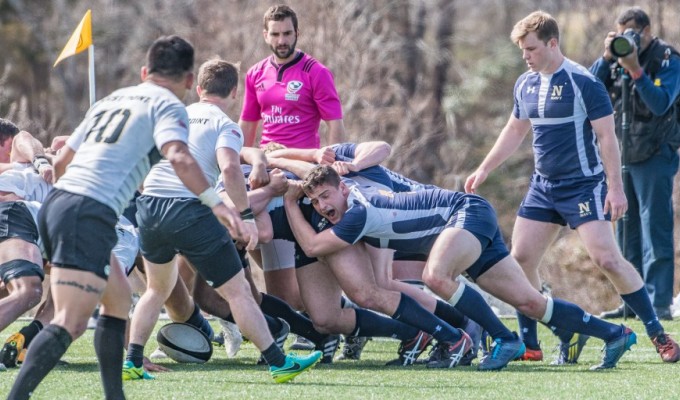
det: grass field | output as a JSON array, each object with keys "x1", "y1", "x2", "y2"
[{"x1": 1, "y1": 318, "x2": 679, "y2": 399}]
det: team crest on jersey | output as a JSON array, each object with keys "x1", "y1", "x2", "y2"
[
  {"x1": 285, "y1": 81, "x2": 303, "y2": 101},
  {"x1": 526, "y1": 86, "x2": 537, "y2": 94},
  {"x1": 578, "y1": 201, "x2": 592, "y2": 218},
  {"x1": 317, "y1": 217, "x2": 329, "y2": 231},
  {"x1": 551, "y1": 84, "x2": 564, "y2": 100}
]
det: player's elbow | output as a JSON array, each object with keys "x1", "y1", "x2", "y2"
[{"x1": 303, "y1": 243, "x2": 332, "y2": 258}]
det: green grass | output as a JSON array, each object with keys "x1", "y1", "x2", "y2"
[{"x1": 1, "y1": 318, "x2": 679, "y2": 399}]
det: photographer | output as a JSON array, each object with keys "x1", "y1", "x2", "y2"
[{"x1": 591, "y1": 7, "x2": 680, "y2": 321}]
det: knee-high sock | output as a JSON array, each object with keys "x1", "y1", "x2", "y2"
[
  {"x1": 94, "y1": 315, "x2": 126, "y2": 400},
  {"x1": 8, "y1": 324, "x2": 73, "y2": 400},
  {"x1": 19, "y1": 320, "x2": 43, "y2": 348},
  {"x1": 351, "y1": 308, "x2": 419, "y2": 340},
  {"x1": 622, "y1": 288, "x2": 664, "y2": 338},
  {"x1": 517, "y1": 312, "x2": 540, "y2": 348},
  {"x1": 434, "y1": 300, "x2": 468, "y2": 328},
  {"x1": 392, "y1": 293, "x2": 462, "y2": 343},
  {"x1": 184, "y1": 303, "x2": 214, "y2": 341},
  {"x1": 259, "y1": 293, "x2": 326, "y2": 343},
  {"x1": 547, "y1": 299, "x2": 622, "y2": 342},
  {"x1": 448, "y1": 284, "x2": 514, "y2": 341}
]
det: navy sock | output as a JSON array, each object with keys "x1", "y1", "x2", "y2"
[
  {"x1": 185, "y1": 303, "x2": 214, "y2": 341},
  {"x1": 392, "y1": 293, "x2": 461, "y2": 343},
  {"x1": 547, "y1": 324, "x2": 576, "y2": 344},
  {"x1": 548, "y1": 299, "x2": 622, "y2": 342},
  {"x1": 8, "y1": 324, "x2": 72, "y2": 399},
  {"x1": 452, "y1": 285, "x2": 514, "y2": 341},
  {"x1": 265, "y1": 314, "x2": 283, "y2": 334},
  {"x1": 261, "y1": 343, "x2": 286, "y2": 367},
  {"x1": 434, "y1": 300, "x2": 467, "y2": 328},
  {"x1": 259, "y1": 293, "x2": 326, "y2": 343},
  {"x1": 517, "y1": 312, "x2": 540, "y2": 349},
  {"x1": 352, "y1": 308, "x2": 419, "y2": 340},
  {"x1": 126, "y1": 343, "x2": 145, "y2": 368},
  {"x1": 94, "y1": 315, "x2": 126, "y2": 400},
  {"x1": 19, "y1": 320, "x2": 44, "y2": 348},
  {"x1": 622, "y1": 288, "x2": 664, "y2": 337}
]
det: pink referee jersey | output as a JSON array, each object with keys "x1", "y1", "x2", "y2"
[{"x1": 240, "y1": 51, "x2": 343, "y2": 149}]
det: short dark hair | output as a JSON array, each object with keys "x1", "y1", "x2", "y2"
[
  {"x1": 0, "y1": 118, "x2": 19, "y2": 143},
  {"x1": 263, "y1": 4, "x2": 298, "y2": 32},
  {"x1": 303, "y1": 165, "x2": 341, "y2": 193},
  {"x1": 617, "y1": 7, "x2": 650, "y2": 30},
  {"x1": 146, "y1": 35, "x2": 194, "y2": 80},
  {"x1": 197, "y1": 59, "x2": 239, "y2": 98}
]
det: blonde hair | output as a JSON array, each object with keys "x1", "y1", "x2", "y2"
[{"x1": 510, "y1": 11, "x2": 559, "y2": 45}]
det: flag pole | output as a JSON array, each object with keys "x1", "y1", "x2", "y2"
[{"x1": 88, "y1": 45, "x2": 95, "y2": 106}]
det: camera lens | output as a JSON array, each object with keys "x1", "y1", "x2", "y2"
[{"x1": 610, "y1": 35, "x2": 634, "y2": 58}]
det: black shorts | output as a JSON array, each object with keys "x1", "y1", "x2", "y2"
[
  {"x1": 0, "y1": 202, "x2": 39, "y2": 245},
  {"x1": 269, "y1": 203, "x2": 318, "y2": 268},
  {"x1": 136, "y1": 195, "x2": 242, "y2": 288},
  {"x1": 38, "y1": 189, "x2": 118, "y2": 280},
  {"x1": 393, "y1": 251, "x2": 427, "y2": 262}
]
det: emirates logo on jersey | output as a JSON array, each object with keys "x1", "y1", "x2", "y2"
[{"x1": 285, "y1": 81, "x2": 303, "y2": 101}]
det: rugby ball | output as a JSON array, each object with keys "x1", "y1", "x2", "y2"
[{"x1": 156, "y1": 322, "x2": 213, "y2": 363}]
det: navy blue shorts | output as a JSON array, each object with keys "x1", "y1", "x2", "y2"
[
  {"x1": 0, "y1": 202, "x2": 39, "y2": 245},
  {"x1": 38, "y1": 189, "x2": 118, "y2": 280},
  {"x1": 518, "y1": 172, "x2": 610, "y2": 229},
  {"x1": 270, "y1": 203, "x2": 318, "y2": 268},
  {"x1": 444, "y1": 195, "x2": 510, "y2": 280},
  {"x1": 136, "y1": 195, "x2": 242, "y2": 288}
]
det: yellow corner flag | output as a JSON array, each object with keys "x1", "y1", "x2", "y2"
[{"x1": 53, "y1": 10, "x2": 93, "y2": 67}]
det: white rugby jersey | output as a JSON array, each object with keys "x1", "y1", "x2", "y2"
[
  {"x1": 0, "y1": 165, "x2": 52, "y2": 203},
  {"x1": 143, "y1": 102, "x2": 244, "y2": 198},
  {"x1": 55, "y1": 82, "x2": 190, "y2": 215}
]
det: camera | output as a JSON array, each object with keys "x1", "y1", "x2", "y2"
[{"x1": 610, "y1": 28, "x2": 641, "y2": 58}]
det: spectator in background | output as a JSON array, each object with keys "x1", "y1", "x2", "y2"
[{"x1": 590, "y1": 7, "x2": 680, "y2": 322}]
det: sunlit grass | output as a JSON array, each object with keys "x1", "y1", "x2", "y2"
[{"x1": 0, "y1": 318, "x2": 678, "y2": 399}]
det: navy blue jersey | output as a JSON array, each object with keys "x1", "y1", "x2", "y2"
[
  {"x1": 316, "y1": 184, "x2": 488, "y2": 255},
  {"x1": 331, "y1": 143, "x2": 437, "y2": 192},
  {"x1": 513, "y1": 59, "x2": 613, "y2": 180}
]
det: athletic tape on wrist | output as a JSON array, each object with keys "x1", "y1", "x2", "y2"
[
  {"x1": 198, "y1": 188, "x2": 221, "y2": 208},
  {"x1": 33, "y1": 155, "x2": 50, "y2": 171}
]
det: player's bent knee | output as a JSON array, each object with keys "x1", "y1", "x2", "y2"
[
  {"x1": 515, "y1": 297, "x2": 547, "y2": 320},
  {"x1": 421, "y1": 270, "x2": 448, "y2": 295},
  {"x1": 309, "y1": 316, "x2": 342, "y2": 334},
  {"x1": 593, "y1": 254, "x2": 626, "y2": 275}
]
